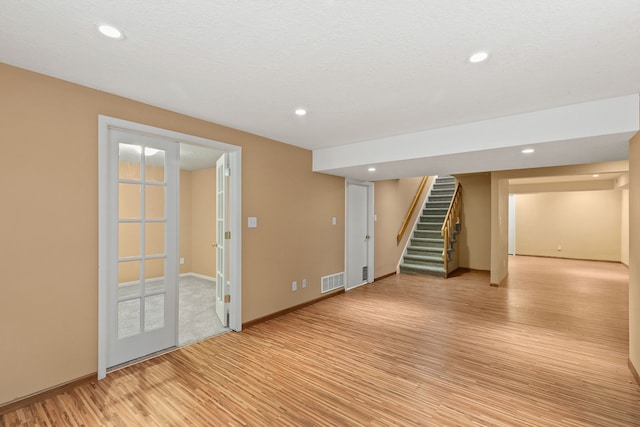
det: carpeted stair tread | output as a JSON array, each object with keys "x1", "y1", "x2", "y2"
[
  {"x1": 407, "y1": 245, "x2": 442, "y2": 252},
  {"x1": 399, "y1": 263, "x2": 446, "y2": 277},
  {"x1": 411, "y1": 237, "x2": 444, "y2": 244},
  {"x1": 418, "y1": 221, "x2": 442, "y2": 228},
  {"x1": 426, "y1": 202, "x2": 450, "y2": 208},
  {"x1": 413, "y1": 231, "x2": 443, "y2": 237},
  {"x1": 420, "y1": 216, "x2": 446, "y2": 223},
  {"x1": 404, "y1": 254, "x2": 444, "y2": 263}
]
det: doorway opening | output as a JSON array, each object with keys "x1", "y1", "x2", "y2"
[
  {"x1": 177, "y1": 143, "x2": 229, "y2": 346},
  {"x1": 98, "y1": 116, "x2": 242, "y2": 379}
]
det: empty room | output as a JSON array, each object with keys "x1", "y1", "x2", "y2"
[{"x1": 1, "y1": 1, "x2": 640, "y2": 426}]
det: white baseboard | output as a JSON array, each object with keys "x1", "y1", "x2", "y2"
[
  {"x1": 119, "y1": 274, "x2": 215, "y2": 287},
  {"x1": 179, "y1": 272, "x2": 216, "y2": 282}
]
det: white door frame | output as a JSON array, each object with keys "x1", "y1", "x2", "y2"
[
  {"x1": 345, "y1": 179, "x2": 374, "y2": 290},
  {"x1": 98, "y1": 115, "x2": 243, "y2": 379}
]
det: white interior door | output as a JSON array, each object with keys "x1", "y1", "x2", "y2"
[
  {"x1": 215, "y1": 154, "x2": 228, "y2": 327},
  {"x1": 107, "y1": 131, "x2": 178, "y2": 368},
  {"x1": 346, "y1": 181, "x2": 373, "y2": 290}
]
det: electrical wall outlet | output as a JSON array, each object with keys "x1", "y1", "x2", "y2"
[
  {"x1": 292, "y1": 281, "x2": 297, "y2": 291},
  {"x1": 302, "y1": 279, "x2": 307, "y2": 288},
  {"x1": 179, "y1": 258, "x2": 185, "y2": 265}
]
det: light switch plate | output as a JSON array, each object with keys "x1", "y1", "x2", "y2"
[{"x1": 248, "y1": 217, "x2": 257, "y2": 228}]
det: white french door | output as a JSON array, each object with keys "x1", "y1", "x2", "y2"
[
  {"x1": 99, "y1": 116, "x2": 244, "y2": 378},
  {"x1": 215, "y1": 154, "x2": 228, "y2": 327},
  {"x1": 106, "y1": 130, "x2": 179, "y2": 368}
]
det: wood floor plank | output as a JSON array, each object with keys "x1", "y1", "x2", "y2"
[{"x1": 2, "y1": 256, "x2": 640, "y2": 426}]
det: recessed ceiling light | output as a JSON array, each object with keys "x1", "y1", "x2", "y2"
[
  {"x1": 592, "y1": 174, "x2": 600, "y2": 178},
  {"x1": 469, "y1": 51, "x2": 489, "y2": 63},
  {"x1": 521, "y1": 148, "x2": 534, "y2": 154},
  {"x1": 295, "y1": 108, "x2": 307, "y2": 116},
  {"x1": 98, "y1": 24, "x2": 124, "y2": 39},
  {"x1": 368, "y1": 167, "x2": 376, "y2": 172}
]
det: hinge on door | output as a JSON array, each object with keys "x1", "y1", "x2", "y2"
[
  {"x1": 225, "y1": 231, "x2": 231, "y2": 240},
  {"x1": 224, "y1": 295, "x2": 231, "y2": 303}
]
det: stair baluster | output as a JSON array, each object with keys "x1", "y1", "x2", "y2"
[{"x1": 441, "y1": 183, "x2": 461, "y2": 275}]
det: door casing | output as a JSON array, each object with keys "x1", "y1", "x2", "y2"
[{"x1": 98, "y1": 115, "x2": 243, "y2": 379}]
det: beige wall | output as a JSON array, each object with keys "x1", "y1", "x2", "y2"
[
  {"x1": 0, "y1": 63, "x2": 345, "y2": 405},
  {"x1": 373, "y1": 176, "x2": 432, "y2": 278},
  {"x1": 515, "y1": 190, "x2": 622, "y2": 262},
  {"x1": 242, "y1": 139, "x2": 345, "y2": 322},
  {"x1": 628, "y1": 132, "x2": 640, "y2": 374},
  {"x1": 190, "y1": 168, "x2": 216, "y2": 277},
  {"x1": 490, "y1": 175, "x2": 509, "y2": 285},
  {"x1": 454, "y1": 173, "x2": 492, "y2": 271},
  {"x1": 622, "y1": 189, "x2": 629, "y2": 266}
]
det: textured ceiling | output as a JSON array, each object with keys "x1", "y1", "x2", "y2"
[{"x1": 1, "y1": 0, "x2": 639, "y2": 155}]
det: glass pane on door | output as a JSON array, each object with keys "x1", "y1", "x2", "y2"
[
  {"x1": 118, "y1": 299, "x2": 141, "y2": 338},
  {"x1": 145, "y1": 294, "x2": 165, "y2": 331},
  {"x1": 144, "y1": 258, "x2": 165, "y2": 294},
  {"x1": 145, "y1": 186, "x2": 165, "y2": 219},
  {"x1": 145, "y1": 149, "x2": 165, "y2": 183},
  {"x1": 118, "y1": 223, "x2": 140, "y2": 258},
  {"x1": 119, "y1": 183, "x2": 141, "y2": 219},
  {"x1": 144, "y1": 222, "x2": 165, "y2": 256},
  {"x1": 118, "y1": 260, "x2": 141, "y2": 299},
  {"x1": 118, "y1": 144, "x2": 141, "y2": 180}
]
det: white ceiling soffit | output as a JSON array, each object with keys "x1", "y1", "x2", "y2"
[
  {"x1": 509, "y1": 172, "x2": 627, "y2": 194},
  {"x1": 1, "y1": 1, "x2": 640, "y2": 159},
  {"x1": 313, "y1": 95, "x2": 640, "y2": 181},
  {"x1": 510, "y1": 172, "x2": 624, "y2": 185}
]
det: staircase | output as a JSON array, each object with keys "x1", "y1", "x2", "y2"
[{"x1": 399, "y1": 176, "x2": 460, "y2": 277}]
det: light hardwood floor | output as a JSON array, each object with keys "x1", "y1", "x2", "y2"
[{"x1": 3, "y1": 256, "x2": 639, "y2": 426}]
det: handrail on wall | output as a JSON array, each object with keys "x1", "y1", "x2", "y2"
[
  {"x1": 441, "y1": 183, "x2": 462, "y2": 274},
  {"x1": 397, "y1": 176, "x2": 429, "y2": 245}
]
